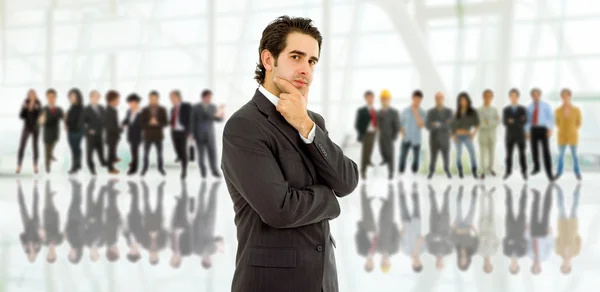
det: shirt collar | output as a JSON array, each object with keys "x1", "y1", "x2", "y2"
[{"x1": 258, "y1": 85, "x2": 279, "y2": 107}]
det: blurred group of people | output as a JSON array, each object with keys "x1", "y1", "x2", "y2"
[
  {"x1": 356, "y1": 182, "x2": 581, "y2": 275},
  {"x1": 16, "y1": 88, "x2": 225, "y2": 179},
  {"x1": 355, "y1": 88, "x2": 582, "y2": 181},
  {"x1": 17, "y1": 179, "x2": 224, "y2": 268}
]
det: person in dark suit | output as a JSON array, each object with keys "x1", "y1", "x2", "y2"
[
  {"x1": 104, "y1": 90, "x2": 121, "y2": 174},
  {"x1": 425, "y1": 92, "x2": 453, "y2": 179},
  {"x1": 170, "y1": 180, "x2": 193, "y2": 269},
  {"x1": 82, "y1": 90, "x2": 107, "y2": 175},
  {"x1": 354, "y1": 90, "x2": 377, "y2": 179},
  {"x1": 103, "y1": 179, "x2": 121, "y2": 262},
  {"x1": 192, "y1": 181, "x2": 224, "y2": 269},
  {"x1": 503, "y1": 88, "x2": 528, "y2": 180},
  {"x1": 377, "y1": 89, "x2": 401, "y2": 180},
  {"x1": 190, "y1": 89, "x2": 225, "y2": 178},
  {"x1": 84, "y1": 178, "x2": 105, "y2": 262},
  {"x1": 16, "y1": 89, "x2": 42, "y2": 174},
  {"x1": 123, "y1": 181, "x2": 146, "y2": 263},
  {"x1": 42, "y1": 180, "x2": 63, "y2": 263},
  {"x1": 503, "y1": 184, "x2": 527, "y2": 275},
  {"x1": 140, "y1": 90, "x2": 168, "y2": 176},
  {"x1": 142, "y1": 180, "x2": 168, "y2": 265},
  {"x1": 66, "y1": 88, "x2": 85, "y2": 174},
  {"x1": 121, "y1": 94, "x2": 143, "y2": 175},
  {"x1": 377, "y1": 183, "x2": 401, "y2": 273},
  {"x1": 169, "y1": 90, "x2": 193, "y2": 179},
  {"x1": 426, "y1": 185, "x2": 453, "y2": 271},
  {"x1": 17, "y1": 180, "x2": 42, "y2": 262},
  {"x1": 65, "y1": 178, "x2": 85, "y2": 264},
  {"x1": 355, "y1": 183, "x2": 376, "y2": 272},
  {"x1": 221, "y1": 16, "x2": 359, "y2": 292},
  {"x1": 39, "y1": 89, "x2": 64, "y2": 173}
]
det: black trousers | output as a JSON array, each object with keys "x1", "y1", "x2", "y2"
[
  {"x1": 530, "y1": 126, "x2": 553, "y2": 179},
  {"x1": 195, "y1": 136, "x2": 219, "y2": 176},
  {"x1": 428, "y1": 142, "x2": 449, "y2": 173},
  {"x1": 128, "y1": 140, "x2": 141, "y2": 172},
  {"x1": 107, "y1": 139, "x2": 119, "y2": 171},
  {"x1": 44, "y1": 141, "x2": 57, "y2": 172},
  {"x1": 142, "y1": 140, "x2": 164, "y2": 172},
  {"x1": 17, "y1": 126, "x2": 39, "y2": 166},
  {"x1": 171, "y1": 131, "x2": 188, "y2": 175},
  {"x1": 86, "y1": 136, "x2": 106, "y2": 172},
  {"x1": 505, "y1": 138, "x2": 527, "y2": 175}
]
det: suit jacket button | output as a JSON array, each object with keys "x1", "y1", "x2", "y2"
[{"x1": 316, "y1": 245, "x2": 323, "y2": 252}]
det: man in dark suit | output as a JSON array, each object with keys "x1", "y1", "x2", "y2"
[
  {"x1": 192, "y1": 181, "x2": 224, "y2": 269},
  {"x1": 82, "y1": 90, "x2": 107, "y2": 175},
  {"x1": 503, "y1": 88, "x2": 528, "y2": 180},
  {"x1": 190, "y1": 89, "x2": 225, "y2": 178},
  {"x1": 39, "y1": 88, "x2": 64, "y2": 173},
  {"x1": 121, "y1": 94, "x2": 143, "y2": 175},
  {"x1": 355, "y1": 183, "x2": 376, "y2": 272},
  {"x1": 104, "y1": 90, "x2": 121, "y2": 174},
  {"x1": 140, "y1": 90, "x2": 168, "y2": 176},
  {"x1": 377, "y1": 89, "x2": 401, "y2": 180},
  {"x1": 221, "y1": 16, "x2": 359, "y2": 292},
  {"x1": 503, "y1": 184, "x2": 527, "y2": 274},
  {"x1": 169, "y1": 90, "x2": 192, "y2": 179},
  {"x1": 354, "y1": 90, "x2": 377, "y2": 179}
]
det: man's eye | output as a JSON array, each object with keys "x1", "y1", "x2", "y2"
[{"x1": 291, "y1": 55, "x2": 300, "y2": 60}]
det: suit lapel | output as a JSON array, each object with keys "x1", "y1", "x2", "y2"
[{"x1": 252, "y1": 89, "x2": 317, "y2": 182}]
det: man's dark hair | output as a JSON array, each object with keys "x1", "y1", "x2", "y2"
[
  {"x1": 364, "y1": 90, "x2": 374, "y2": 97},
  {"x1": 201, "y1": 89, "x2": 212, "y2": 98},
  {"x1": 106, "y1": 90, "x2": 120, "y2": 103},
  {"x1": 509, "y1": 88, "x2": 520, "y2": 96},
  {"x1": 149, "y1": 90, "x2": 160, "y2": 97},
  {"x1": 412, "y1": 90, "x2": 423, "y2": 99},
  {"x1": 170, "y1": 89, "x2": 182, "y2": 99},
  {"x1": 483, "y1": 89, "x2": 494, "y2": 96},
  {"x1": 46, "y1": 88, "x2": 57, "y2": 96},
  {"x1": 254, "y1": 15, "x2": 323, "y2": 84},
  {"x1": 530, "y1": 87, "x2": 541, "y2": 96}
]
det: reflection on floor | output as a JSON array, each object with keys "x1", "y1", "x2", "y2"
[{"x1": 1, "y1": 171, "x2": 595, "y2": 292}]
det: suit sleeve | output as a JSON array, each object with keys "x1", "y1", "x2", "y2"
[
  {"x1": 425, "y1": 109, "x2": 435, "y2": 131},
  {"x1": 306, "y1": 113, "x2": 359, "y2": 197},
  {"x1": 160, "y1": 108, "x2": 168, "y2": 128},
  {"x1": 502, "y1": 108, "x2": 509, "y2": 127},
  {"x1": 221, "y1": 115, "x2": 341, "y2": 229},
  {"x1": 189, "y1": 106, "x2": 197, "y2": 135}
]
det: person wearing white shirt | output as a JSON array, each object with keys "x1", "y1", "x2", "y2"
[{"x1": 354, "y1": 90, "x2": 378, "y2": 179}]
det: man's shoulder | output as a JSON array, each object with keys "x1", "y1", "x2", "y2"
[{"x1": 224, "y1": 102, "x2": 262, "y2": 130}]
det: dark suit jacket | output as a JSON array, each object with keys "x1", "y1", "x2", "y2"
[
  {"x1": 190, "y1": 102, "x2": 223, "y2": 141},
  {"x1": 354, "y1": 106, "x2": 372, "y2": 142},
  {"x1": 121, "y1": 109, "x2": 143, "y2": 144},
  {"x1": 503, "y1": 105, "x2": 527, "y2": 142},
  {"x1": 221, "y1": 89, "x2": 359, "y2": 292},
  {"x1": 171, "y1": 102, "x2": 192, "y2": 134},
  {"x1": 104, "y1": 107, "x2": 121, "y2": 145},
  {"x1": 140, "y1": 105, "x2": 168, "y2": 142},
  {"x1": 41, "y1": 106, "x2": 64, "y2": 143},
  {"x1": 82, "y1": 105, "x2": 105, "y2": 140}
]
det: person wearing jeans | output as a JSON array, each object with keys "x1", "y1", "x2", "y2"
[
  {"x1": 451, "y1": 92, "x2": 480, "y2": 179},
  {"x1": 554, "y1": 88, "x2": 582, "y2": 181},
  {"x1": 66, "y1": 88, "x2": 85, "y2": 174},
  {"x1": 399, "y1": 90, "x2": 426, "y2": 175},
  {"x1": 555, "y1": 183, "x2": 581, "y2": 275}
]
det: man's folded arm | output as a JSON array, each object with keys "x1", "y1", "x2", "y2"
[
  {"x1": 303, "y1": 113, "x2": 359, "y2": 197},
  {"x1": 221, "y1": 116, "x2": 341, "y2": 229}
]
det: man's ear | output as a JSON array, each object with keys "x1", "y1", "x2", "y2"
[{"x1": 261, "y1": 49, "x2": 274, "y2": 72}]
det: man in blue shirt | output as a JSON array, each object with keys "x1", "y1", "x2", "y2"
[
  {"x1": 399, "y1": 90, "x2": 426, "y2": 176},
  {"x1": 525, "y1": 88, "x2": 554, "y2": 181}
]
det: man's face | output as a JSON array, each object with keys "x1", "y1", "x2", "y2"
[
  {"x1": 202, "y1": 94, "x2": 212, "y2": 104},
  {"x1": 561, "y1": 91, "x2": 571, "y2": 103},
  {"x1": 128, "y1": 101, "x2": 139, "y2": 110},
  {"x1": 381, "y1": 97, "x2": 391, "y2": 108},
  {"x1": 365, "y1": 94, "x2": 374, "y2": 106},
  {"x1": 532, "y1": 90, "x2": 541, "y2": 102},
  {"x1": 412, "y1": 96, "x2": 422, "y2": 107},
  {"x1": 435, "y1": 92, "x2": 445, "y2": 106},
  {"x1": 149, "y1": 95, "x2": 159, "y2": 106},
  {"x1": 170, "y1": 93, "x2": 180, "y2": 105},
  {"x1": 90, "y1": 91, "x2": 100, "y2": 105},
  {"x1": 47, "y1": 93, "x2": 56, "y2": 105},
  {"x1": 111, "y1": 97, "x2": 120, "y2": 107},
  {"x1": 509, "y1": 93, "x2": 519, "y2": 104},
  {"x1": 268, "y1": 32, "x2": 319, "y2": 97},
  {"x1": 483, "y1": 92, "x2": 493, "y2": 105}
]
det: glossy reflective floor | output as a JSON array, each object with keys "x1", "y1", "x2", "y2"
[{"x1": 2, "y1": 168, "x2": 593, "y2": 292}]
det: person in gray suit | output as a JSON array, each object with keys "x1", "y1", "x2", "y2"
[
  {"x1": 376, "y1": 89, "x2": 401, "y2": 180},
  {"x1": 221, "y1": 16, "x2": 359, "y2": 292},
  {"x1": 190, "y1": 89, "x2": 225, "y2": 178},
  {"x1": 425, "y1": 92, "x2": 453, "y2": 179}
]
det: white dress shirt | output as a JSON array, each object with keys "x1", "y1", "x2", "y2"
[
  {"x1": 258, "y1": 85, "x2": 316, "y2": 144},
  {"x1": 172, "y1": 103, "x2": 185, "y2": 132}
]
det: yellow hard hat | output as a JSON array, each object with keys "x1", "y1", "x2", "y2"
[{"x1": 380, "y1": 89, "x2": 391, "y2": 99}]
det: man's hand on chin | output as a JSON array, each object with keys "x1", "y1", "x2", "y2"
[{"x1": 274, "y1": 77, "x2": 315, "y2": 138}]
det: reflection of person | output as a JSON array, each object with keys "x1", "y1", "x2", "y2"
[
  {"x1": 376, "y1": 89, "x2": 401, "y2": 180},
  {"x1": 142, "y1": 180, "x2": 168, "y2": 265},
  {"x1": 170, "y1": 180, "x2": 192, "y2": 269},
  {"x1": 477, "y1": 89, "x2": 500, "y2": 179},
  {"x1": 477, "y1": 186, "x2": 499, "y2": 274},
  {"x1": 16, "y1": 89, "x2": 42, "y2": 174},
  {"x1": 451, "y1": 186, "x2": 479, "y2": 271},
  {"x1": 425, "y1": 92, "x2": 453, "y2": 179},
  {"x1": 190, "y1": 89, "x2": 224, "y2": 178},
  {"x1": 502, "y1": 88, "x2": 528, "y2": 180},
  {"x1": 65, "y1": 178, "x2": 85, "y2": 264},
  {"x1": 525, "y1": 88, "x2": 554, "y2": 181},
  {"x1": 555, "y1": 183, "x2": 581, "y2": 275},
  {"x1": 82, "y1": 90, "x2": 107, "y2": 175},
  {"x1": 554, "y1": 88, "x2": 582, "y2": 181},
  {"x1": 221, "y1": 16, "x2": 358, "y2": 292},
  {"x1": 451, "y1": 92, "x2": 480, "y2": 179},
  {"x1": 354, "y1": 90, "x2": 377, "y2": 179},
  {"x1": 398, "y1": 90, "x2": 426, "y2": 176},
  {"x1": 398, "y1": 182, "x2": 425, "y2": 273},
  {"x1": 527, "y1": 184, "x2": 554, "y2": 275},
  {"x1": 377, "y1": 183, "x2": 400, "y2": 273},
  {"x1": 103, "y1": 180, "x2": 121, "y2": 262},
  {"x1": 425, "y1": 185, "x2": 453, "y2": 271},
  {"x1": 355, "y1": 183, "x2": 376, "y2": 273},
  {"x1": 39, "y1": 89, "x2": 64, "y2": 173},
  {"x1": 18, "y1": 180, "x2": 42, "y2": 262},
  {"x1": 192, "y1": 181, "x2": 224, "y2": 269},
  {"x1": 65, "y1": 88, "x2": 85, "y2": 174},
  {"x1": 84, "y1": 178, "x2": 105, "y2": 262},
  {"x1": 140, "y1": 91, "x2": 168, "y2": 176},
  {"x1": 503, "y1": 184, "x2": 528, "y2": 275},
  {"x1": 123, "y1": 181, "x2": 146, "y2": 263},
  {"x1": 42, "y1": 181, "x2": 63, "y2": 263}
]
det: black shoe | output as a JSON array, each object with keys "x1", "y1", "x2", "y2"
[
  {"x1": 554, "y1": 173, "x2": 562, "y2": 181},
  {"x1": 68, "y1": 168, "x2": 78, "y2": 175},
  {"x1": 445, "y1": 170, "x2": 452, "y2": 179},
  {"x1": 212, "y1": 172, "x2": 221, "y2": 178},
  {"x1": 472, "y1": 168, "x2": 478, "y2": 179},
  {"x1": 481, "y1": 173, "x2": 485, "y2": 180},
  {"x1": 90, "y1": 169, "x2": 97, "y2": 176},
  {"x1": 522, "y1": 172, "x2": 528, "y2": 180},
  {"x1": 530, "y1": 169, "x2": 540, "y2": 176},
  {"x1": 181, "y1": 172, "x2": 187, "y2": 180},
  {"x1": 158, "y1": 168, "x2": 166, "y2": 176},
  {"x1": 576, "y1": 173, "x2": 582, "y2": 181},
  {"x1": 503, "y1": 173, "x2": 511, "y2": 180},
  {"x1": 127, "y1": 169, "x2": 137, "y2": 176},
  {"x1": 427, "y1": 172, "x2": 434, "y2": 180},
  {"x1": 140, "y1": 168, "x2": 147, "y2": 176},
  {"x1": 458, "y1": 169, "x2": 464, "y2": 179}
]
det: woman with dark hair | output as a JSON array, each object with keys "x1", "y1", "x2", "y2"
[
  {"x1": 17, "y1": 89, "x2": 42, "y2": 174},
  {"x1": 65, "y1": 88, "x2": 85, "y2": 174},
  {"x1": 452, "y1": 92, "x2": 480, "y2": 179}
]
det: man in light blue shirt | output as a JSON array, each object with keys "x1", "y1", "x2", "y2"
[
  {"x1": 399, "y1": 90, "x2": 426, "y2": 175},
  {"x1": 525, "y1": 88, "x2": 555, "y2": 181}
]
